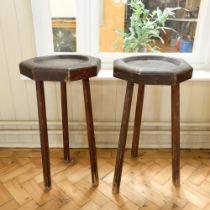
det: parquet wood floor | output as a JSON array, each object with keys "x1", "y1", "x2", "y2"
[{"x1": 0, "y1": 149, "x2": 209, "y2": 210}]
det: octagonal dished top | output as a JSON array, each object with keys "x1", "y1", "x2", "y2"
[
  {"x1": 114, "y1": 56, "x2": 193, "y2": 85},
  {"x1": 19, "y1": 55, "x2": 101, "y2": 81}
]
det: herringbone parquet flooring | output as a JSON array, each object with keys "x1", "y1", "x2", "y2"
[{"x1": 0, "y1": 149, "x2": 210, "y2": 210}]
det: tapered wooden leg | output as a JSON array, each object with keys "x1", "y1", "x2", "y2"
[
  {"x1": 82, "y1": 79, "x2": 99, "y2": 186},
  {"x1": 171, "y1": 84, "x2": 180, "y2": 186},
  {"x1": 113, "y1": 81, "x2": 134, "y2": 193},
  {"x1": 35, "y1": 81, "x2": 51, "y2": 191},
  {"x1": 131, "y1": 84, "x2": 145, "y2": 159},
  {"x1": 60, "y1": 82, "x2": 71, "y2": 162}
]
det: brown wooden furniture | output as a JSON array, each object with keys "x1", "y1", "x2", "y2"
[
  {"x1": 19, "y1": 55, "x2": 101, "y2": 190},
  {"x1": 112, "y1": 55, "x2": 193, "y2": 193},
  {"x1": 52, "y1": 18, "x2": 76, "y2": 29}
]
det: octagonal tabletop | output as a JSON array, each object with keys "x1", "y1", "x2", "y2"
[
  {"x1": 19, "y1": 55, "x2": 101, "y2": 81},
  {"x1": 114, "y1": 56, "x2": 193, "y2": 85}
]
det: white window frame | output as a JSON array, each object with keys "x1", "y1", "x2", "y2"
[{"x1": 31, "y1": 0, "x2": 210, "y2": 69}]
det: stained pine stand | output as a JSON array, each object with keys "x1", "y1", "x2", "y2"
[
  {"x1": 112, "y1": 56, "x2": 193, "y2": 193},
  {"x1": 19, "y1": 55, "x2": 101, "y2": 190}
]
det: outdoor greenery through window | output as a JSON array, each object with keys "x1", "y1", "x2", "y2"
[
  {"x1": 50, "y1": 0, "x2": 76, "y2": 52},
  {"x1": 99, "y1": 0, "x2": 201, "y2": 53}
]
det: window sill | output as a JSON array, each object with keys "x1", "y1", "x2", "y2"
[
  {"x1": 96, "y1": 69, "x2": 210, "y2": 82},
  {"x1": 21, "y1": 69, "x2": 210, "y2": 82}
]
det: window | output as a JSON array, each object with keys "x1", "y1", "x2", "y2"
[
  {"x1": 50, "y1": 0, "x2": 76, "y2": 52},
  {"x1": 99, "y1": 0, "x2": 200, "y2": 53},
  {"x1": 31, "y1": 0, "x2": 210, "y2": 68}
]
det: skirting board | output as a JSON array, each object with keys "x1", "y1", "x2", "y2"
[{"x1": 0, "y1": 121, "x2": 210, "y2": 148}]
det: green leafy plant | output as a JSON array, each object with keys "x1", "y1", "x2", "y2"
[{"x1": 116, "y1": 0, "x2": 177, "y2": 52}]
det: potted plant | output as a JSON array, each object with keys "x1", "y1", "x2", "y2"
[{"x1": 116, "y1": 0, "x2": 178, "y2": 52}]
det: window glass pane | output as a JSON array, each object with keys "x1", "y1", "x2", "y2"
[
  {"x1": 99, "y1": 0, "x2": 201, "y2": 53},
  {"x1": 50, "y1": 0, "x2": 76, "y2": 52}
]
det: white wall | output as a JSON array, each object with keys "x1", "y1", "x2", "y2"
[
  {"x1": 0, "y1": 0, "x2": 210, "y2": 148},
  {"x1": 50, "y1": 0, "x2": 76, "y2": 17}
]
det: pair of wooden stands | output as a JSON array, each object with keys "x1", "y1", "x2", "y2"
[{"x1": 19, "y1": 55, "x2": 192, "y2": 193}]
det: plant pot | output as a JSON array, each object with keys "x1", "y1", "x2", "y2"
[
  {"x1": 179, "y1": 40, "x2": 193, "y2": 53},
  {"x1": 138, "y1": 48, "x2": 147, "y2": 53}
]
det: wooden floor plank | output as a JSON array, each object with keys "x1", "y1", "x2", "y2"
[
  {"x1": 202, "y1": 203, "x2": 210, "y2": 210},
  {"x1": 0, "y1": 163, "x2": 35, "y2": 182},
  {"x1": 189, "y1": 164, "x2": 210, "y2": 186},
  {"x1": 182, "y1": 202, "x2": 202, "y2": 210},
  {"x1": 0, "y1": 200, "x2": 19, "y2": 210},
  {"x1": 0, "y1": 183, "x2": 12, "y2": 206},
  {"x1": 79, "y1": 201, "x2": 99, "y2": 210},
  {"x1": 16, "y1": 200, "x2": 38, "y2": 210},
  {"x1": 58, "y1": 201, "x2": 80, "y2": 210},
  {"x1": 35, "y1": 199, "x2": 61, "y2": 210},
  {"x1": 57, "y1": 180, "x2": 89, "y2": 207},
  {"x1": 3, "y1": 180, "x2": 31, "y2": 205},
  {"x1": 74, "y1": 179, "x2": 109, "y2": 207},
  {"x1": 22, "y1": 180, "x2": 53, "y2": 205}
]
